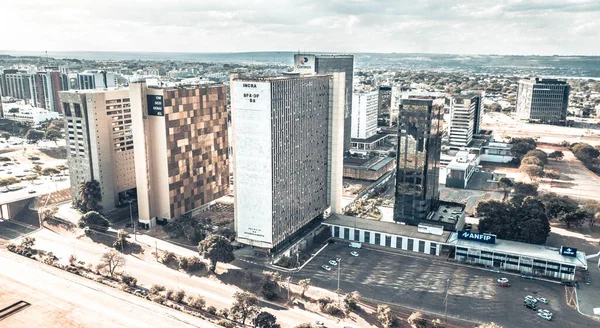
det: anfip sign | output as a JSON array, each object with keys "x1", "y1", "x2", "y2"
[
  {"x1": 560, "y1": 246, "x2": 577, "y2": 257},
  {"x1": 458, "y1": 230, "x2": 497, "y2": 244}
]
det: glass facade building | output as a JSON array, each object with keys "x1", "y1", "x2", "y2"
[
  {"x1": 516, "y1": 78, "x2": 570, "y2": 124},
  {"x1": 393, "y1": 98, "x2": 442, "y2": 225}
]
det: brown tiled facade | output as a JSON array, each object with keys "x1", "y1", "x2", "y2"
[{"x1": 162, "y1": 85, "x2": 229, "y2": 217}]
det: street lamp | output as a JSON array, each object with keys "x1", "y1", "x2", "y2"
[{"x1": 336, "y1": 257, "x2": 342, "y2": 305}]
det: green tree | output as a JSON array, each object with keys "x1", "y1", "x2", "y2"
[
  {"x1": 76, "y1": 180, "x2": 102, "y2": 212},
  {"x1": 572, "y1": 143, "x2": 600, "y2": 164},
  {"x1": 56, "y1": 164, "x2": 68, "y2": 174},
  {"x1": 20, "y1": 236, "x2": 36, "y2": 249},
  {"x1": 521, "y1": 156, "x2": 544, "y2": 167},
  {"x1": 31, "y1": 164, "x2": 42, "y2": 174},
  {"x1": 497, "y1": 177, "x2": 513, "y2": 201},
  {"x1": 25, "y1": 129, "x2": 44, "y2": 143},
  {"x1": 1, "y1": 132, "x2": 10, "y2": 140},
  {"x1": 509, "y1": 138, "x2": 537, "y2": 161},
  {"x1": 188, "y1": 295, "x2": 206, "y2": 310},
  {"x1": 343, "y1": 291, "x2": 360, "y2": 312},
  {"x1": 230, "y1": 291, "x2": 260, "y2": 325},
  {"x1": 377, "y1": 305, "x2": 394, "y2": 328},
  {"x1": 539, "y1": 193, "x2": 579, "y2": 220},
  {"x1": 113, "y1": 228, "x2": 130, "y2": 251},
  {"x1": 513, "y1": 182, "x2": 538, "y2": 197},
  {"x1": 260, "y1": 272, "x2": 280, "y2": 300},
  {"x1": 524, "y1": 149, "x2": 548, "y2": 165},
  {"x1": 0, "y1": 177, "x2": 20, "y2": 188},
  {"x1": 163, "y1": 214, "x2": 210, "y2": 244},
  {"x1": 8, "y1": 107, "x2": 19, "y2": 114},
  {"x1": 197, "y1": 234, "x2": 235, "y2": 272},
  {"x1": 98, "y1": 250, "x2": 125, "y2": 277},
  {"x1": 299, "y1": 278, "x2": 311, "y2": 297},
  {"x1": 253, "y1": 311, "x2": 279, "y2": 328},
  {"x1": 408, "y1": 311, "x2": 426, "y2": 328},
  {"x1": 41, "y1": 167, "x2": 60, "y2": 176},
  {"x1": 45, "y1": 129, "x2": 62, "y2": 144},
  {"x1": 561, "y1": 210, "x2": 587, "y2": 229},
  {"x1": 521, "y1": 164, "x2": 544, "y2": 181},
  {"x1": 548, "y1": 150, "x2": 564, "y2": 161},
  {"x1": 39, "y1": 205, "x2": 58, "y2": 223},
  {"x1": 78, "y1": 211, "x2": 110, "y2": 232}
]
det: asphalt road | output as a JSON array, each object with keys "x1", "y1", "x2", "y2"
[
  {"x1": 295, "y1": 243, "x2": 599, "y2": 328},
  {"x1": 0, "y1": 250, "x2": 218, "y2": 327}
]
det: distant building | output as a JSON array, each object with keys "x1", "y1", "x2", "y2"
[
  {"x1": 351, "y1": 90, "x2": 378, "y2": 139},
  {"x1": 129, "y1": 82, "x2": 230, "y2": 226},
  {"x1": 445, "y1": 151, "x2": 479, "y2": 189},
  {"x1": 394, "y1": 98, "x2": 443, "y2": 225},
  {"x1": 231, "y1": 72, "x2": 345, "y2": 251},
  {"x1": 516, "y1": 77, "x2": 570, "y2": 124},
  {"x1": 447, "y1": 94, "x2": 482, "y2": 149},
  {"x1": 1, "y1": 101, "x2": 60, "y2": 125},
  {"x1": 59, "y1": 88, "x2": 136, "y2": 212},
  {"x1": 378, "y1": 86, "x2": 392, "y2": 125},
  {"x1": 78, "y1": 71, "x2": 119, "y2": 90},
  {"x1": 294, "y1": 54, "x2": 354, "y2": 152},
  {"x1": 35, "y1": 71, "x2": 65, "y2": 112}
]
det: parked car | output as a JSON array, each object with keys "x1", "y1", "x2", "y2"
[
  {"x1": 349, "y1": 242, "x2": 362, "y2": 249},
  {"x1": 498, "y1": 282, "x2": 510, "y2": 287},
  {"x1": 525, "y1": 302, "x2": 537, "y2": 310},
  {"x1": 538, "y1": 309, "x2": 552, "y2": 316},
  {"x1": 561, "y1": 281, "x2": 576, "y2": 287},
  {"x1": 321, "y1": 265, "x2": 331, "y2": 271},
  {"x1": 521, "y1": 274, "x2": 534, "y2": 280},
  {"x1": 537, "y1": 312, "x2": 552, "y2": 321},
  {"x1": 328, "y1": 260, "x2": 338, "y2": 266},
  {"x1": 490, "y1": 268, "x2": 500, "y2": 273},
  {"x1": 28, "y1": 190, "x2": 36, "y2": 194},
  {"x1": 350, "y1": 251, "x2": 359, "y2": 257},
  {"x1": 314, "y1": 321, "x2": 326, "y2": 327},
  {"x1": 497, "y1": 278, "x2": 509, "y2": 284},
  {"x1": 536, "y1": 297, "x2": 548, "y2": 304}
]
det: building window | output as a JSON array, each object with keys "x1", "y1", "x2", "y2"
[
  {"x1": 374, "y1": 233, "x2": 381, "y2": 245},
  {"x1": 74, "y1": 103, "x2": 82, "y2": 118},
  {"x1": 396, "y1": 236, "x2": 403, "y2": 249},
  {"x1": 334, "y1": 226, "x2": 340, "y2": 238},
  {"x1": 364, "y1": 231, "x2": 370, "y2": 244},
  {"x1": 385, "y1": 236, "x2": 392, "y2": 247},
  {"x1": 430, "y1": 243, "x2": 437, "y2": 255},
  {"x1": 418, "y1": 240, "x2": 425, "y2": 253},
  {"x1": 354, "y1": 229, "x2": 360, "y2": 241},
  {"x1": 63, "y1": 103, "x2": 72, "y2": 116},
  {"x1": 407, "y1": 238, "x2": 414, "y2": 251},
  {"x1": 344, "y1": 228, "x2": 350, "y2": 240}
]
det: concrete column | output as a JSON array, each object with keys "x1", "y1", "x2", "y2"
[{"x1": 329, "y1": 72, "x2": 345, "y2": 214}]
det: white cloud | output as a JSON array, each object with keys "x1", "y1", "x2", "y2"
[{"x1": 0, "y1": 0, "x2": 598, "y2": 55}]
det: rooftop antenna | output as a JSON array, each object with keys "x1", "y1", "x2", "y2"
[{"x1": 45, "y1": 51, "x2": 48, "y2": 63}]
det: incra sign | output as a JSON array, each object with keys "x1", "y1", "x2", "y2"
[{"x1": 458, "y1": 230, "x2": 497, "y2": 244}]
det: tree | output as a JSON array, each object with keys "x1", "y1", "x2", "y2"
[
  {"x1": 521, "y1": 156, "x2": 544, "y2": 167},
  {"x1": 253, "y1": 311, "x2": 279, "y2": 328},
  {"x1": 41, "y1": 167, "x2": 60, "y2": 176},
  {"x1": 582, "y1": 200, "x2": 600, "y2": 227},
  {"x1": 20, "y1": 237, "x2": 36, "y2": 249},
  {"x1": 407, "y1": 311, "x2": 426, "y2": 328},
  {"x1": 545, "y1": 170, "x2": 560, "y2": 181},
  {"x1": 524, "y1": 149, "x2": 548, "y2": 165},
  {"x1": 31, "y1": 164, "x2": 42, "y2": 174},
  {"x1": 56, "y1": 164, "x2": 68, "y2": 174},
  {"x1": 113, "y1": 229, "x2": 130, "y2": 251},
  {"x1": 164, "y1": 214, "x2": 210, "y2": 245},
  {"x1": 9, "y1": 107, "x2": 19, "y2": 113},
  {"x1": 548, "y1": 150, "x2": 564, "y2": 161},
  {"x1": 377, "y1": 305, "x2": 394, "y2": 328},
  {"x1": 539, "y1": 193, "x2": 579, "y2": 220},
  {"x1": 572, "y1": 143, "x2": 600, "y2": 163},
  {"x1": 476, "y1": 323, "x2": 503, "y2": 328},
  {"x1": 520, "y1": 164, "x2": 544, "y2": 181},
  {"x1": 561, "y1": 210, "x2": 587, "y2": 229},
  {"x1": 98, "y1": 250, "x2": 125, "y2": 277},
  {"x1": 45, "y1": 129, "x2": 62, "y2": 144},
  {"x1": 78, "y1": 211, "x2": 110, "y2": 232},
  {"x1": 1, "y1": 132, "x2": 10, "y2": 140},
  {"x1": 25, "y1": 129, "x2": 44, "y2": 143},
  {"x1": 509, "y1": 138, "x2": 536, "y2": 161},
  {"x1": 0, "y1": 177, "x2": 20, "y2": 188},
  {"x1": 198, "y1": 234, "x2": 235, "y2": 272},
  {"x1": 497, "y1": 177, "x2": 513, "y2": 200},
  {"x1": 188, "y1": 295, "x2": 206, "y2": 310},
  {"x1": 230, "y1": 291, "x2": 260, "y2": 325},
  {"x1": 260, "y1": 272, "x2": 280, "y2": 300},
  {"x1": 39, "y1": 205, "x2": 58, "y2": 222},
  {"x1": 299, "y1": 278, "x2": 311, "y2": 297},
  {"x1": 513, "y1": 182, "x2": 538, "y2": 197},
  {"x1": 343, "y1": 291, "x2": 360, "y2": 312},
  {"x1": 76, "y1": 180, "x2": 102, "y2": 212}
]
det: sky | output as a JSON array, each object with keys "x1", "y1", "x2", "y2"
[{"x1": 2, "y1": 0, "x2": 599, "y2": 55}]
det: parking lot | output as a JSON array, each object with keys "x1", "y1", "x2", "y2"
[{"x1": 296, "y1": 243, "x2": 598, "y2": 327}]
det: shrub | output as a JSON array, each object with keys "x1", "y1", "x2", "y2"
[
  {"x1": 149, "y1": 284, "x2": 166, "y2": 295},
  {"x1": 68, "y1": 254, "x2": 77, "y2": 265},
  {"x1": 217, "y1": 308, "x2": 229, "y2": 318},
  {"x1": 172, "y1": 289, "x2": 186, "y2": 303},
  {"x1": 188, "y1": 295, "x2": 206, "y2": 310},
  {"x1": 6, "y1": 243, "x2": 17, "y2": 252},
  {"x1": 160, "y1": 251, "x2": 178, "y2": 265},
  {"x1": 317, "y1": 297, "x2": 333, "y2": 311},
  {"x1": 216, "y1": 319, "x2": 234, "y2": 328},
  {"x1": 28, "y1": 156, "x2": 41, "y2": 161},
  {"x1": 150, "y1": 294, "x2": 166, "y2": 304},
  {"x1": 121, "y1": 274, "x2": 137, "y2": 287},
  {"x1": 323, "y1": 303, "x2": 342, "y2": 316},
  {"x1": 294, "y1": 324, "x2": 314, "y2": 328},
  {"x1": 206, "y1": 305, "x2": 217, "y2": 315},
  {"x1": 0, "y1": 157, "x2": 11, "y2": 162},
  {"x1": 274, "y1": 255, "x2": 293, "y2": 268},
  {"x1": 179, "y1": 256, "x2": 205, "y2": 272},
  {"x1": 165, "y1": 288, "x2": 175, "y2": 300}
]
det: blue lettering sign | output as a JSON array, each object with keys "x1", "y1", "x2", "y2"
[{"x1": 457, "y1": 230, "x2": 497, "y2": 244}]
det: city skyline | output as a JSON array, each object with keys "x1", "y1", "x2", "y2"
[{"x1": 2, "y1": 0, "x2": 599, "y2": 56}]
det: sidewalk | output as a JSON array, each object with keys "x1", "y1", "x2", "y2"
[{"x1": 574, "y1": 261, "x2": 600, "y2": 319}]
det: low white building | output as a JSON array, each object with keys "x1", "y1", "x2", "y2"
[{"x1": 1, "y1": 101, "x2": 60, "y2": 124}]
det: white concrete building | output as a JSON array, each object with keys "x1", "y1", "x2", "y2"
[
  {"x1": 447, "y1": 95, "x2": 480, "y2": 149},
  {"x1": 351, "y1": 90, "x2": 378, "y2": 139},
  {"x1": 77, "y1": 71, "x2": 119, "y2": 90},
  {"x1": 1, "y1": 101, "x2": 60, "y2": 125},
  {"x1": 231, "y1": 72, "x2": 345, "y2": 251}
]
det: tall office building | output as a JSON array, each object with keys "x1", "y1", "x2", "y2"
[
  {"x1": 351, "y1": 90, "x2": 379, "y2": 139},
  {"x1": 446, "y1": 94, "x2": 481, "y2": 148},
  {"x1": 35, "y1": 71, "x2": 64, "y2": 112},
  {"x1": 293, "y1": 53, "x2": 354, "y2": 152},
  {"x1": 0, "y1": 70, "x2": 34, "y2": 101},
  {"x1": 516, "y1": 77, "x2": 570, "y2": 124},
  {"x1": 394, "y1": 98, "x2": 443, "y2": 225},
  {"x1": 78, "y1": 71, "x2": 119, "y2": 90},
  {"x1": 130, "y1": 82, "x2": 229, "y2": 226},
  {"x1": 231, "y1": 72, "x2": 345, "y2": 251},
  {"x1": 59, "y1": 88, "x2": 136, "y2": 211}
]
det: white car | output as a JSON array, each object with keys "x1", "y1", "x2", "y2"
[
  {"x1": 538, "y1": 309, "x2": 552, "y2": 316},
  {"x1": 328, "y1": 260, "x2": 338, "y2": 266},
  {"x1": 537, "y1": 312, "x2": 552, "y2": 321},
  {"x1": 350, "y1": 251, "x2": 359, "y2": 257},
  {"x1": 497, "y1": 278, "x2": 509, "y2": 284},
  {"x1": 536, "y1": 297, "x2": 548, "y2": 304},
  {"x1": 321, "y1": 265, "x2": 331, "y2": 271},
  {"x1": 525, "y1": 296, "x2": 538, "y2": 303}
]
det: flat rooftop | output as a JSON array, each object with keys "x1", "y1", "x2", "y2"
[
  {"x1": 448, "y1": 233, "x2": 588, "y2": 268},
  {"x1": 351, "y1": 133, "x2": 390, "y2": 144},
  {"x1": 343, "y1": 156, "x2": 394, "y2": 171},
  {"x1": 323, "y1": 213, "x2": 452, "y2": 243},
  {"x1": 431, "y1": 203, "x2": 465, "y2": 225}
]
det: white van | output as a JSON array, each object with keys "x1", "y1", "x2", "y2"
[{"x1": 349, "y1": 242, "x2": 362, "y2": 249}]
